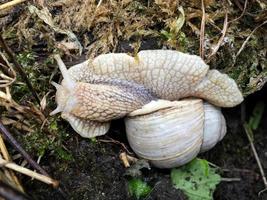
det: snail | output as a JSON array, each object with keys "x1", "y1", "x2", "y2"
[
  {"x1": 51, "y1": 50, "x2": 243, "y2": 138},
  {"x1": 50, "y1": 50, "x2": 243, "y2": 168}
]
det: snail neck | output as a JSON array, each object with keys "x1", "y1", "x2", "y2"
[{"x1": 50, "y1": 82, "x2": 78, "y2": 116}]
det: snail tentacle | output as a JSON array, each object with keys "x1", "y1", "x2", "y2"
[{"x1": 54, "y1": 54, "x2": 76, "y2": 90}]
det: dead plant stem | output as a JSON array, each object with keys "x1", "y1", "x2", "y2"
[
  {"x1": 235, "y1": 20, "x2": 267, "y2": 60},
  {"x1": 229, "y1": 0, "x2": 248, "y2": 23},
  {"x1": 206, "y1": 12, "x2": 228, "y2": 63},
  {"x1": 0, "y1": 34, "x2": 40, "y2": 104},
  {"x1": 0, "y1": 120, "x2": 48, "y2": 176},
  {"x1": 0, "y1": 157, "x2": 59, "y2": 187},
  {"x1": 199, "y1": 0, "x2": 206, "y2": 59},
  {"x1": 243, "y1": 123, "x2": 267, "y2": 191},
  {"x1": 0, "y1": 135, "x2": 24, "y2": 192},
  {"x1": 0, "y1": 0, "x2": 26, "y2": 10}
]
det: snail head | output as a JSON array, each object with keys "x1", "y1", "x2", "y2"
[
  {"x1": 50, "y1": 55, "x2": 155, "y2": 122},
  {"x1": 50, "y1": 55, "x2": 78, "y2": 116}
]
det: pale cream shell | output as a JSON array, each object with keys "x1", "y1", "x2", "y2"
[
  {"x1": 125, "y1": 99, "x2": 204, "y2": 168},
  {"x1": 200, "y1": 102, "x2": 226, "y2": 152}
]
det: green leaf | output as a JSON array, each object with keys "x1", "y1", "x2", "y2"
[
  {"x1": 171, "y1": 158, "x2": 221, "y2": 200},
  {"x1": 128, "y1": 178, "x2": 152, "y2": 199},
  {"x1": 169, "y1": 6, "x2": 185, "y2": 35},
  {"x1": 248, "y1": 101, "x2": 265, "y2": 131},
  {"x1": 160, "y1": 6, "x2": 185, "y2": 42},
  {"x1": 160, "y1": 30, "x2": 173, "y2": 40}
]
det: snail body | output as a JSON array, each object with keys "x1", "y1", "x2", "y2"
[
  {"x1": 67, "y1": 50, "x2": 243, "y2": 107},
  {"x1": 51, "y1": 55, "x2": 155, "y2": 137}
]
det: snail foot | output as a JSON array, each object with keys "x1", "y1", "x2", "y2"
[{"x1": 61, "y1": 113, "x2": 110, "y2": 138}]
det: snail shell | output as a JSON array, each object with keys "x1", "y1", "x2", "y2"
[
  {"x1": 125, "y1": 99, "x2": 226, "y2": 168},
  {"x1": 201, "y1": 102, "x2": 226, "y2": 152}
]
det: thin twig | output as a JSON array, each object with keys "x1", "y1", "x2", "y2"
[
  {"x1": 0, "y1": 34, "x2": 40, "y2": 104},
  {"x1": 221, "y1": 177, "x2": 241, "y2": 182},
  {"x1": 98, "y1": 136, "x2": 133, "y2": 155},
  {"x1": 0, "y1": 135, "x2": 24, "y2": 192},
  {"x1": 229, "y1": 0, "x2": 248, "y2": 24},
  {"x1": 0, "y1": 0, "x2": 26, "y2": 10},
  {"x1": 206, "y1": 12, "x2": 228, "y2": 63},
  {"x1": 235, "y1": 20, "x2": 267, "y2": 60},
  {"x1": 0, "y1": 180, "x2": 30, "y2": 200},
  {"x1": 96, "y1": 0, "x2": 103, "y2": 8},
  {"x1": 0, "y1": 157, "x2": 59, "y2": 187},
  {"x1": 259, "y1": 188, "x2": 267, "y2": 196},
  {"x1": 243, "y1": 123, "x2": 267, "y2": 191},
  {"x1": 222, "y1": 167, "x2": 257, "y2": 174},
  {"x1": 199, "y1": 0, "x2": 206, "y2": 59},
  {"x1": 0, "y1": 120, "x2": 48, "y2": 176}
]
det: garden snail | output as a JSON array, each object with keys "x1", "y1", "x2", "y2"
[{"x1": 51, "y1": 50, "x2": 243, "y2": 168}]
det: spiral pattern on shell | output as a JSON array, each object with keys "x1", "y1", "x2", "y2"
[{"x1": 125, "y1": 99, "x2": 226, "y2": 168}]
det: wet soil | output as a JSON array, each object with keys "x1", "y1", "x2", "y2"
[{"x1": 21, "y1": 84, "x2": 267, "y2": 200}]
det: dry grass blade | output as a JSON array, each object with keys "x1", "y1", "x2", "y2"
[
  {"x1": 119, "y1": 152, "x2": 130, "y2": 168},
  {"x1": 0, "y1": 52, "x2": 16, "y2": 88},
  {"x1": 206, "y1": 12, "x2": 228, "y2": 63},
  {"x1": 0, "y1": 87, "x2": 25, "y2": 113},
  {"x1": 221, "y1": 177, "x2": 241, "y2": 182},
  {"x1": 96, "y1": 0, "x2": 103, "y2": 8},
  {"x1": 1, "y1": 117, "x2": 34, "y2": 132},
  {"x1": 0, "y1": 71, "x2": 16, "y2": 88},
  {"x1": 0, "y1": 156, "x2": 59, "y2": 187},
  {"x1": 0, "y1": 0, "x2": 26, "y2": 11},
  {"x1": 199, "y1": 0, "x2": 206, "y2": 59}
]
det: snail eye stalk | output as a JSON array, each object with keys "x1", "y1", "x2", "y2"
[{"x1": 54, "y1": 54, "x2": 76, "y2": 90}]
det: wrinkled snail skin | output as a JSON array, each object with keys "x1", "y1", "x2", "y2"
[
  {"x1": 125, "y1": 99, "x2": 227, "y2": 168},
  {"x1": 51, "y1": 55, "x2": 155, "y2": 138},
  {"x1": 67, "y1": 50, "x2": 244, "y2": 107},
  {"x1": 62, "y1": 81, "x2": 155, "y2": 122}
]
